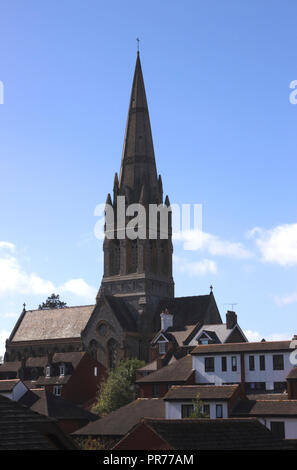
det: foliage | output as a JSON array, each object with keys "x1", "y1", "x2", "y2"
[
  {"x1": 91, "y1": 358, "x2": 145, "y2": 416},
  {"x1": 188, "y1": 393, "x2": 208, "y2": 418},
  {"x1": 80, "y1": 437, "x2": 106, "y2": 450},
  {"x1": 38, "y1": 293, "x2": 67, "y2": 310}
]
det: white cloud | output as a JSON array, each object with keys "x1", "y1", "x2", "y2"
[
  {"x1": 0, "y1": 254, "x2": 55, "y2": 297},
  {"x1": 0, "y1": 242, "x2": 15, "y2": 252},
  {"x1": 274, "y1": 292, "x2": 297, "y2": 306},
  {"x1": 244, "y1": 330, "x2": 292, "y2": 342},
  {"x1": 173, "y1": 230, "x2": 252, "y2": 259},
  {"x1": 248, "y1": 223, "x2": 297, "y2": 266},
  {"x1": 0, "y1": 241, "x2": 96, "y2": 302},
  {"x1": 60, "y1": 278, "x2": 97, "y2": 301},
  {"x1": 174, "y1": 255, "x2": 217, "y2": 277}
]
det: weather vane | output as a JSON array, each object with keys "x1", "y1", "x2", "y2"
[{"x1": 136, "y1": 37, "x2": 140, "y2": 52}]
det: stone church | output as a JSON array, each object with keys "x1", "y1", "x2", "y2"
[{"x1": 4, "y1": 53, "x2": 239, "y2": 369}]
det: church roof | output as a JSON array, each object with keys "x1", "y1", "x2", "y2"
[
  {"x1": 9, "y1": 305, "x2": 95, "y2": 343},
  {"x1": 104, "y1": 296, "x2": 137, "y2": 332},
  {"x1": 155, "y1": 293, "x2": 222, "y2": 330}
]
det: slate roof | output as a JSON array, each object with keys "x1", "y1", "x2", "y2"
[
  {"x1": 0, "y1": 379, "x2": 20, "y2": 392},
  {"x1": 164, "y1": 384, "x2": 239, "y2": 401},
  {"x1": 9, "y1": 305, "x2": 95, "y2": 342},
  {"x1": 117, "y1": 418, "x2": 292, "y2": 450},
  {"x1": 192, "y1": 340, "x2": 292, "y2": 355},
  {"x1": 188, "y1": 323, "x2": 246, "y2": 345},
  {"x1": 156, "y1": 293, "x2": 221, "y2": 329},
  {"x1": 0, "y1": 394, "x2": 77, "y2": 449},
  {"x1": 232, "y1": 399, "x2": 297, "y2": 417},
  {"x1": 104, "y1": 296, "x2": 137, "y2": 332},
  {"x1": 19, "y1": 389, "x2": 98, "y2": 422},
  {"x1": 136, "y1": 354, "x2": 193, "y2": 384},
  {"x1": 73, "y1": 398, "x2": 165, "y2": 436}
]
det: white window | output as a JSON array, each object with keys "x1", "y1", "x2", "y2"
[
  {"x1": 159, "y1": 342, "x2": 166, "y2": 354},
  {"x1": 45, "y1": 366, "x2": 51, "y2": 378},
  {"x1": 53, "y1": 385, "x2": 62, "y2": 397},
  {"x1": 94, "y1": 366, "x2": 98, "y2": 377},
  {"x1": 59, "y1": 364, "x2": 65, "y2": 377}
]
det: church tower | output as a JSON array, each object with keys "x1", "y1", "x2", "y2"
[{"x1": 97, "y1": 52, "x2": 174, "y2": 335}]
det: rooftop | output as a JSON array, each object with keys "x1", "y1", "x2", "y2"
[
  {"x1": 136, "y1": 354, "x2": 193, "y2": 384},
  {"x1": 192, "y1": 340, "x2": 293, "y2": 355},
  {"x1": 73, "y1": 398, "x2": 164, "y2": 436},
  {"x1": 164, "y1": 384, "x2": 240, "y2": 401}
]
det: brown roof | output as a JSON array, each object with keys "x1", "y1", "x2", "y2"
[
  {"x1": 192, "y1": 340, "x2": 292, "y2": 355},
  {"x1": 287, "y1": 367, "x2": 297, "y2": 379},
  {"x1": 10, "y1": 305, "x2": 95, "y2": 342},
  {"x1": 164, "y1": 384, "x2": 239, "y2": 401},
  {"x1": 232, "y1": 399, "x2": 297, "y2": 417},
  {"x1": 115, "y1": 418, "x2": 292, "y2": 450},
  {"x1": 136, "y1": 355, "x2": 193, "y2": 384},
  {"x1": 73, "y1": 398, "x2": 165, "y2": 436},
  {"x1": 19, "y1": 389, "x2": 98, "y2": 422},
  {"x1": 0, "y1": 379, "x2": 20, "y2": 392}
]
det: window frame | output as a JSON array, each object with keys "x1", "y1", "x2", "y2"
[
  {"x1": 204, "y1": 357, "x2": 215, "y2": 373},
  {"x1": 216, "y1": 404, "x2": 223, "y2": 418},
  {"x1": 273, "y1": 354, "x2": 284, "y2": 371},
  {"x1": 221, "y1": 356, "x2": 227, "y2": 372},
  {"x1": 231, "y1": 356, "x2": 237, "y2": 372},
  {"x1": 259, "y1": 355, "x2": 266, "y2": 371},
  {"x1": 181, "y1": 404, "x2": 194, "y2": 418},
  {"x1": 249, "y1": 355, "x2": 255, "y2": 371}
]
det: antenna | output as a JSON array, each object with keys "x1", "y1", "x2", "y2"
[{"x1": 225, "y1": 303, "x2": 238, "y2": 310}]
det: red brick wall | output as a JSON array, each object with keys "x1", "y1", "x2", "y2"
[
  {"x1": 62, "y1": 354, "x2": 106, "y2": 405},
  {"x1": 137, "y1": 372, "x2": 196, "y2": 398},
  {"x1": 114, "y1": 423, "x2": 171, "y2": 450},
  {"x1": 287, "y1": 379, "x2": 297, "y2": 399}
]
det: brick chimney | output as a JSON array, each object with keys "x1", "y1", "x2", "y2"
[
  {"x1": 226, "y1": 310, "x2": 237, "y2": 330},
  {"x1": 160, "y1": 309, "x2": 173, "y2": 332}
]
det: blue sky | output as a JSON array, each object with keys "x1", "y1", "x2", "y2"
[{"x1": 0, "y1": 0, "x2": 296, "y2": 356}]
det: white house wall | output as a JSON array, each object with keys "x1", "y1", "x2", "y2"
[
  {"x1": 193, "y1": 352, "x2": 293, "y2": 389},
  {"x1": 165, "y1": 401, "x2": 228, "y2": 419}
]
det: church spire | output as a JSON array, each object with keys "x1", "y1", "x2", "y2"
[{"x1": 119, "y1": 52, "x2": 158, "y2": 204}]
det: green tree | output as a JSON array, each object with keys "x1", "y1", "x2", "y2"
[
  {"x1": 91, "y1": 358, "x2": 145, "y2": 416},
  {"x1": 189, "y1": 393, "x2": 208, "y2": 418},
  {"x1": 38, "y1": 293, "x2": 67, "y2": 310}
]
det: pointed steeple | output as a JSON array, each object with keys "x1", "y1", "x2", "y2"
[{"x1": 119, "y1": 52, "x2": 158, "y2": 204}]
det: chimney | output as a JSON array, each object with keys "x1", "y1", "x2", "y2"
[
  {"x1": 160, "y1": 309, "x2": 173, "y2": 332},
  {"x1": 226, "y1": 310, "x2": 237, "y2": 330}
]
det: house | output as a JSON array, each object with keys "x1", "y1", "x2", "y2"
[
  {"x1": 150, "y1": 309, "x2": 247, "y2": 364},
  {"x1": 231, "y1": 398, "x2": 297, "y2": 440},
  {"x1": 136, "y1": 355, "x2": 195, "y2": 398},
  {"x1": 191, "y1": 339, "x2": 297, "y2": 393},
  {"x1": 19, "y1": 388, "x2": 98, "y2": 434},
  {"x1": 163, "y1": 384, "x2": 245, "y2": 419},
  {"x1": 0, "y1": 351, "x2": 105, "y2": 406},
  {"x1": 113, "y1": 417, "x2": 293, "y2": 450},
  {"x1": 0, "y1": 394, "x2": 77, "y2": 450},
  {"x1": 72, "y1": 398, "x2": 165, "y2": 449}
]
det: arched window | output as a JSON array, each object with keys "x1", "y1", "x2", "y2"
[
  {"x1": 107, "y1": 338, "x2": 118, "y2": 369},
  {"x1": 89, "y1": 339, "x2": 98, "y2": 360},
  {"x1": 110, "y1": 240, "x2": 120, "y2": 275}
]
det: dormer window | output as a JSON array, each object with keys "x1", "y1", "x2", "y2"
[
  {"x1": 200, "y1": 339, "x2": 209, "y2": 345},
  {"x1": 45, "y1": 365, "x2": 51, "y2": 378},
  {"x1": 159, "y1": 341, "x2": 166, "y2": 354},
  {"x1": 59, "y1": 364, "x2": 65, "y2": 377}
]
